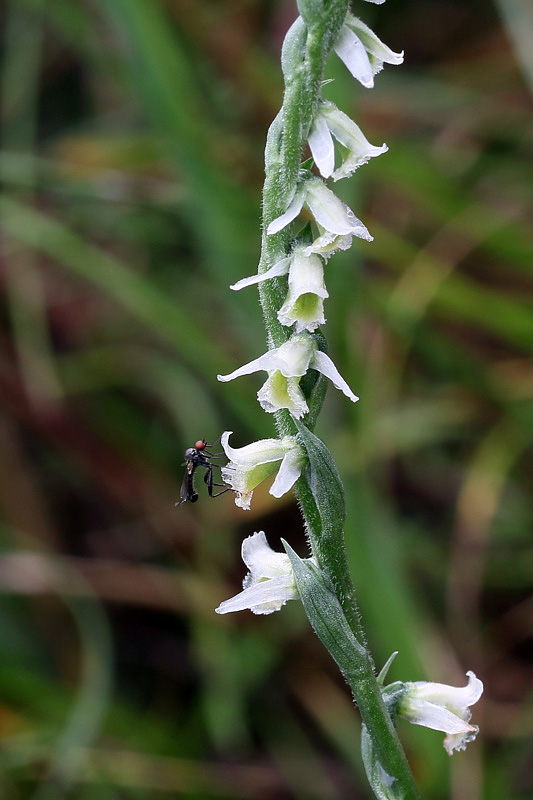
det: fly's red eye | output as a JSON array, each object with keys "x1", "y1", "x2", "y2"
[{"x1": 195, "y1": 440, "x2": 206, "y2": 450}]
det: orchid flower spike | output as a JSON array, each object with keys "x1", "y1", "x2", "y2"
[
  {"x1": 334, "y1": 13, "x2": 403, "y2": 89},
  {"x1": 220, "y1": 431, "x2": 305, "y2": 510},
  {"x1": 267, "y1": 176, "x2": 372, "y2": 259},
  {"x1": 215, "y1": 531, "x2": 316, "y2": 615},
  {"x1": 398, "y1": 671, "x2": 484, "y2": 755},
  {"x1": 231, "y1": 245, "x2": 328, "y2": 333},
  {"x1": 308, "y1": 100, "x2": 388, "y2": 181},
  {"x1": 217, "y1": 332, "x2": 358, "y2": 419}
]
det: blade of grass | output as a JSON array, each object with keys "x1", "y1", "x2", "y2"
[
  {"x1": 0, "y1": 195, "x2": 263, "y2": 429},
  {"x1": 97, "y1": 0, "x2": 258, "y2": 281}
]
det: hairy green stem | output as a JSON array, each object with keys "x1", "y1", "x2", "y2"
[
  {"x1": 261, "y1": 0, "x2": 365, "y2": 635},
  {"x1": 256, "y1": 3, "x2": 421, "y2": 798}
]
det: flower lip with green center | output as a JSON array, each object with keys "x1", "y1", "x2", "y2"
[
  {"x1": 217, "y1": 333, "x2": 358, "y2": 418},
  {"x1": 220, "y1": 431, "x2": 305, "y2": 510}
]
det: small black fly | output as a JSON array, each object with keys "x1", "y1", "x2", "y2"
[{"x1": 176, "y1": 438, "x2": 231, "y2": 506}]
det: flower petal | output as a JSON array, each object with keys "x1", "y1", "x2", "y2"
[
  {"x1": 324, "y1": 103, "x2": 385, "y2": 155},
  {"x1": 444, "y1": 726, "x2": 480, "y2": 756},
  {"x1": 348, "y1": 16, "x2": 404, "y2": 71},
  {"x1": 269, "y1": 334, "x2": 315, "y2": 377},
  {"x1": 230, "y1": 257, "x2": 290, "y2": 291},
  {"x1": 308, "y1": 114, "x2": 335, "y2": 178},
  {"x1": 410, "y1": 672, "x2": 484, "y2": 709},
  {"x1": 231, "y1": 490, "x2": 254, "y2": 511},
  {"x1": 311, "y1": 350, "x2": 359, "y2": 403},
  {"x1": 270, "y1": 448, "x2": 304, "y2": 498},
  {"x1": 334, "y1": 25, "x2": 375, "y2": 88},
  {"x1": 288, "y1": 249, "x2": 328, "y2": 298},
  {"x1": 242, "y1": 531, "x2": 292, "y2": 577},
  {"x1": 215, "y1": 575, "x2": 296, "y2": 615},
  {"x1": 220, "y1": 431, "x2": 289, "y2": 466},
  {"x1": 267, "y1": 189, "x2": 305, "y2": 235},
  {"x1": 304, "y1": 200, "x2": 373, "y2": 248},
  {"x1": 217, "y1": 351, "x2": 275, "y2": 383},
  {"x1": 402, "y1": 699, "x2": 477, "y2": 735},
  {"x1": 278, "y1": 292, "x2": 326, "y2": 332},
  {"x1": 304, "y1": 230, "x2": 355, "y2": 259},
  {"x1": 339, "y1": 205, "x2": 373, "y2": 242},
  {"x1": 318, "y1": 101, "x2": 388, "y2": 181},
  {"x1": 257, "y1": 372, "x2": 309, "y2": 418},
  {"x1": 305, "y1": 179, "x2": 362, "y2": 235},
  {"x1": 277, "y1": 250, "x2": 328, "y2": 332},
  {"x1": 221, "y1": 459, "x2": 280, "y2": 508}
]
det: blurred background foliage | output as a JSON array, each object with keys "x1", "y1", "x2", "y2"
[{"x1": 0, "y1": 0, "x2": 531, "y2": 798}]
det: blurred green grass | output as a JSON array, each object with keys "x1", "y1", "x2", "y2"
[{"x1": 0, "y1": 0, "x2": 531, "y2": 798}]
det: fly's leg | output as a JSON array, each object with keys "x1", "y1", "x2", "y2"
[
  {"x1": 211, "y1": 487, "x2": 233, "y2": 497},
  {"x1": 204, "y1": 465, "x2": 232, "y2": 498},
  {"x1": 202, "y1": 449, "x2": 225, "y2": 459},
  {"x1": 203, "y1": 434, "x2": 225, "y2": 458}
]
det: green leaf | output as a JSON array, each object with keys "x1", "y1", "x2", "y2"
[
  {"x1": 361, "y1": 725, "x2": 407, "y2": 800},
  {"x1": 292, "y1": 420, "x2": 365, "y2": 642},
  {"x1": 378, "y1": 652, "x2": 399, "y2": 686},
  {"x1": 294, "y1": 419, "x2": 346, "y2": 537},
  {"x1": 282, "y1": 541, "x2": 367, "y2": 675}
]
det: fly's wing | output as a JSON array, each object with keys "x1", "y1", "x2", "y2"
[
  {"x1": 177, "y1": 462, "x2": 195, "y2": 505},
  {"x1": 203, "y1": 463, "x2": 212, "y2": 492}
]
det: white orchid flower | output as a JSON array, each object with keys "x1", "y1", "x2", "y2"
[
  {"x1": 398, "y1": 671, "x2": 484, "y2": 755},
  {"x1": 217, "y1": 333, "x2": 358, "y2": 419},
  {"x1": 220, "y1": 431, "x2": 305, "y2": 510},
  {"x1": 334, "y1": 13, "x2": 403, "y2": 89},
  {"x1": 215, "y1": 531, "x2": 316, "y2": 615},
  {"x1": 267, "y1": 176, "x2": 372, "y2": 256},
  {"x1": 231, "y1": 246, "x2": 328, "y2": 333},
  {"x1": 308, "y1": 100, "x2": 388, "y2": 181}
]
